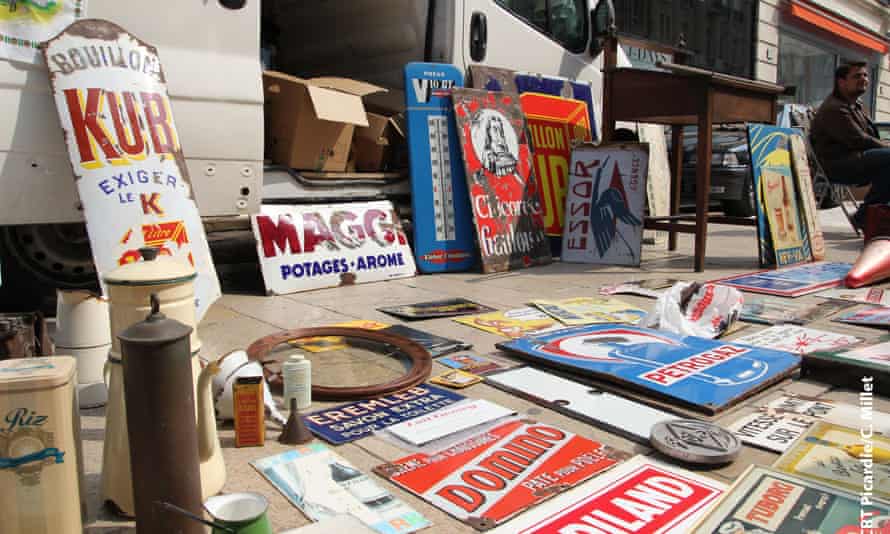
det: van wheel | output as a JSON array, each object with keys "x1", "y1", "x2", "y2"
[
  {"x1": 721, "y1": 177, "x2": 756, "y2": 218},
  {"x1": 0, "y1": 224, "x2": 98, "y2": 314}
]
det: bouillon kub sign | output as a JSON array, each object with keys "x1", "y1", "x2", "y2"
[
  {"x1": 42, "y1": 19, "x2": 220, "y2": 319},
  {"x1": 452, "y1": 88, "x2": 551, "y2": 273}
]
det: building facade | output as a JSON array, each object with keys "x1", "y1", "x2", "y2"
[{"x1": 616, "y1": 0, "x2": 890, "y2": 120}]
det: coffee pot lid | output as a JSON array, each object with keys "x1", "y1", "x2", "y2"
[
  {"x1": 118, "y1": 294, "x2": 193, "y2": 345},
  {"x1": 103, "y1": 247, "x2": 196, "y2": 286}
]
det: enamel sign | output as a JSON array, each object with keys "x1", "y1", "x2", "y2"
[
  {"x1": 497, "y1": 325, "x2": 800, "y2": 414},
  {"x1": 452, "y1": 88, "x2": 551, "y2": 273},
  {"x1": 251, "y1": 201, "x2": 416, "y2": 295},
  {"x1": 488, "y1": 456, "x2": 726, "y2": 534},
  {"x1": 2, "y1": 0, "x2": 85, "y2": 63},
  {"x1": 375, "y1": 420, "x2": 630, "y2": 531},
  {"x1": 562, "y1": 144, "x2": 648, "y2": 266},
  {"x1": 42, "y1": 19, "x2": 220, "y2": 320}
]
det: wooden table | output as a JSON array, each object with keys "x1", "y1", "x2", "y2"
[{"x1": 602, "y1": 62, "x2": 784, "y2": 271}]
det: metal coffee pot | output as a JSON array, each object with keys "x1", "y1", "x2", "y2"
[{"x1": 100, "y1": 248, "x2": 225, "y2": 516}]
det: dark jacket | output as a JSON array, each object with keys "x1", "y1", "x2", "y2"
[{"x1": 810, "y1": 91, "x2": 885, "y2": 167}]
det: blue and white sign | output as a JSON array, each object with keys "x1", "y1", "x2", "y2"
[
  {"x1": 497, "y1": 325, "x2": 800, "y2": 414},
  {"x1": 302, "y1": 384, "x2": 464, "y2": 444},
  {"x1": 251, "y1": 201, "x2": 416, "y2": 295},
  {"x1": 404, "y1": 62, "x2": 476, "y2": 273}
]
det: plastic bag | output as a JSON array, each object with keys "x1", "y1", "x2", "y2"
[{"x1": 643, "y1": 282, "x2": 743, "y2": 338}]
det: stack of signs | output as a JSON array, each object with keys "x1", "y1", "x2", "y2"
[
  {"x1": 496, "y1": 324, "x2": 801, "y2": 414},
  {"x1": 374, "y1": 420, "x2": 630, "y2": 531},
  {"x1": 731, "y1": 325, "x2": 862, "y2": 355},
  {"x1": 403, "y1": 63, "x2": 476, "y2": 273},
  {"x1": 530, "y1": 297, "x2": 646, "y2": 326},
  {"x1": 690, "y1": 466, "x2": 890, "y2": 533},
  {"x1": 451, "y1": 88, "x2": 551, "y2": 273},
  {"x1": 487, "y1": 456, "x2": 726, "y2": 534},
  {"x1": 453, "y1": 307, "x2": 561, "y2": 339},
  {"x1": 377, "y1": 298, "x2": 495, "y2": 320},
  {"x1": 803, "y1": 339, "x2": 890, "y2": 384},
  {"x1": 302, "y1": 385, "x2": 464, "y2": 444},
  {"x1": 43, "y1": 20, "x2": 221, "y2": 320},
  {"x1": 485, "y1": 366, "x2": 677, "y2": 443},
  {"x1": 562, "y1": 144, "x2": 648, "y2": 267},
  {"x1": 519, "y1": 92, "x2": 592, "y2": 256},
  {"x1": 712, "y1": 261, "x2": 851, "y2": 297},
  {"x1": 251, "y1": 443, "x2": 430, "y2": 533},
  {"x1": 747, "y1": 125, "x2": 812, "y2": 267},
  {"x1": 833, "y1": 304, "x2": 890, "y2": 327},
  {"x1": 772, "y1": 422, "x2": 890, "y2": 501},
  {"x1": 251, "y1": 201, "x2": 416, "y2": 295}
]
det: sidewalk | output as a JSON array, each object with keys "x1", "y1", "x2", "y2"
[{"x1": 81, "y1": 218, "x2": 889, "y2": 532}]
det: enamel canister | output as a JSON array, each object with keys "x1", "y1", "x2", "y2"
[{"x1": 0, "y1": 356, "x2": 84, "y2": 533}]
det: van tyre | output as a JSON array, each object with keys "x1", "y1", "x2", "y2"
[{"x1": 721, "y1": 176, "x2": 756, "y2": 218}]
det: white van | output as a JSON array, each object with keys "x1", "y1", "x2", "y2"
[{"x1": 0, "y1": 0, "x2": 608, "y2": 305}]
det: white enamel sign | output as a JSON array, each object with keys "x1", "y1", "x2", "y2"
[
  {"x1": 562, "y1": 143, "x2": 648, "y2": 266},
  {"x1": 385, "y1": 399, "x2": 514, "y2": 446},
  {"x1": 728, "y1": 411, "x2": 814, "y2": 453},
  {"x1": 42, "y1": 19, "x2": 220, "y2": 320},
  {"x1": 251, "y1": 201, "x2": 416, "y2": 295}
]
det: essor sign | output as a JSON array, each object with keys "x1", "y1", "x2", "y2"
[
  {"x1": 251, "y1": 202, "x2": 416, "y2": 295},
  {"x1": 489, "y1": 456, "x2": 725, "y2": 534},
  {"x1": 42, "y1": 19, "x2": 220, "y2": 321}
]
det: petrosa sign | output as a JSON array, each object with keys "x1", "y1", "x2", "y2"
[
  {"x1": 375, "y1": 420, "x2": 629, "y2": 530},
  {"x1": 488, "y1": 456, "x2": 725, "y2": 533},
  {"x1": 251, "y1": 201, "x2": 416, "y2": 295},
  {"x1": 42, "y1": 20, "x2": 220, "y2": 320}
]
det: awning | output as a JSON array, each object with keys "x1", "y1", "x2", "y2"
[{"x1": 788, "y1": 0, "x2": 889, "y2": 54}]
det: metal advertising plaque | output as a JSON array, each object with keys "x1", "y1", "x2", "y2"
[
  {"x1": 487, "y1": 456, "x2": 726, "y2": 534},
  {"x1": 650, "y1": 420, "x2": 741, "y2": 465},
  {"x1": 496, "y1": 325, "x2": 801, "y2": 414},
  {"x1": 2, "y1": 0, "x2": 85, "y2": 63},
  {"x1": 789, "y1": 134, "x2": 825, "y2": 261},
  {"x1": 514, "y1": 74, "x2": 598, "y2": 138},
  {"x1": 562, "y1": 143, "x2": 648, "y2": 266},
  {"x1": 302, "y1": 385, "x2": 464, "y2": 445},
  {"x1": 519, "y1": 92, "x2": 592, "y2": 255},
  {"x1": 762, "y1": 395, "x2": 890, "y2": 435},
  {"x1": 485, "y1": 366, "x2": 676, "y2": 443},
  {"x1": 404, "y1": 63, "x2": 476, "y2": 273},
  {"x1": 691, "y1": 466, "x2": 890, "y2": 533},
  {"x1": 374, "y1": 420, "x2": 630, "y2": 531},
  {"x1": 453, "y1": 307, "x2": 561, "y2": 339},
  {"x1": 817, "y1": 286, "x2": 890, "y2": 306},
  {"x1": 530, "y1": 297, "x2": 646, "y2": 326},
  {"x1": 728, "y1": 411, "x2": 815, "y2": 453},
  {"x1": 251, "y1": 201, "x2": 416, "y2": 295},
  {"x1": 732, "y1": 325, "x2": 862, "y2": 355},
  {"x1": 251, "y1": 443, "x2": 430, "y2": 533},
  {"x1": 772, "y1": 421, "x2": 890, "y2": 500},
  {"x1": 451, "y1": 88, "x2": 552, "y2": 273},
  {"x1": 747, "y1": 124, "x2": 812, "y2": 267},
  {"x1": 384, "y1": 399, "x2": 514, "y2": 447},
  {"x1": 711, "y1": 261, "x2": 851, "y2": 297},
  {"x1": 42, "y1": 19, "x2": 221, "y2": 320},
  {"x1": 834, "y1": 304, "x2": 890, "y2": 327},
  {"x1": 377, "y1": 298, "x2": 495, "y2": 320}
]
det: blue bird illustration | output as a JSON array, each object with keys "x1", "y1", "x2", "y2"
[{"x1": 590, "y1": 157, "x2": 641, "y2": 259}]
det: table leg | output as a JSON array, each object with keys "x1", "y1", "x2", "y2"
[
  {"x1": 669, "y1": 125, "x2": 684, "y2": 251},
  {"x1": 694, "y1": 95, "x2": 714, "y2": 272}
]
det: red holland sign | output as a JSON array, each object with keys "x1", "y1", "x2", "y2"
[
  {"x1": 487, "y1": 456, "x2": 726, "y2": 534},
  {"x1": 375, "y1": 420, "x2": 629, "y2": 530}
]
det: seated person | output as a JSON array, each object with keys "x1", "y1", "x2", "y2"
[{"x1": 811, "y1": 61, "x2": 890, "y2": 226}]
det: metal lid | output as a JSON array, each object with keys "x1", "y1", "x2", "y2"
[
  {"x1": 0, "y1": 356, "x2": 76, "y2": 392},
  {"x1": 650, "y1": 419, "x2": 741, "y2": 465},
  {"x1": 118, "y1": 294, "x2": 193, "y2": 345},
  {"x1": 103, "y1": 247, "x2": 196, "y2": 286}
]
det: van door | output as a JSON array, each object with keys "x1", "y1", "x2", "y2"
[{"x1": 458, "y1": 0, "x2": 601, "y2": 88}]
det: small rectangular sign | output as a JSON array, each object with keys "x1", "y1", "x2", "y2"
[
  {"x1": 711, "y1": 262, "x2": 850, "y2": 297},
  {"x1": 530, "y1": 297, "x2": 645, "y2": 326},
  {"x1": 302, "y1": 385, "x2": 464, "y2": 444},
  {"x1": 453, "y1": 307, "x2": 561, "y2": 339},
  {"x1": 251, "y1": 201, "x2": 416, "y2": 295},
  {"x1": 385, "y1": 399, "x2": 513, "y2": 446},
  {"x1": 377, "y1": 298, "x2": 495, "y2": 320},
  {"x1": 728, "y1": 411, "x2": 814, "y2": 453},
  {"x1": 489, "y1": 456, "x2": 725, "y2": 534},
  {"x1": 833, "y1": 304, "x2": 890, "y2": 326},
  {"x1": 732, "y1": 325, "x2": 861, "y2": 355},
  {"x1": 375, "y1": 420, "x2": 630, "y2": 530}
]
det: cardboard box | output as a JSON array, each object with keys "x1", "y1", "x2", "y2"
[
  {"x1": 263, "y1": 71, "x2": 386, "y2": 172},
  {"x1": 353, "y1": 112, "x2": 405, "y2": 171}
]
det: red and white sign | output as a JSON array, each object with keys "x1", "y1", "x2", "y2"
[
  {"x1": 489, "y1": 455, "x2": 726, "y2": 534},
  {"x1": 42, "y1": 20, "x2": 220, "y2": 320},
  {"x1": 251, "y1": 201, "x2": 416, "y2": 295},
  {"x1": 374, "y1": 420, "x2": 630, "y2": 530}
]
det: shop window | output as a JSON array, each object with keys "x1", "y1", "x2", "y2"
[{"x1": 496, "y1": 0, "x2": 588, "y2": 53}]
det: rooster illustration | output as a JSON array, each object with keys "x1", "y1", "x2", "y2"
[{"x1": 591, "y1": 157, "x2": 641, "y2": 259}]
